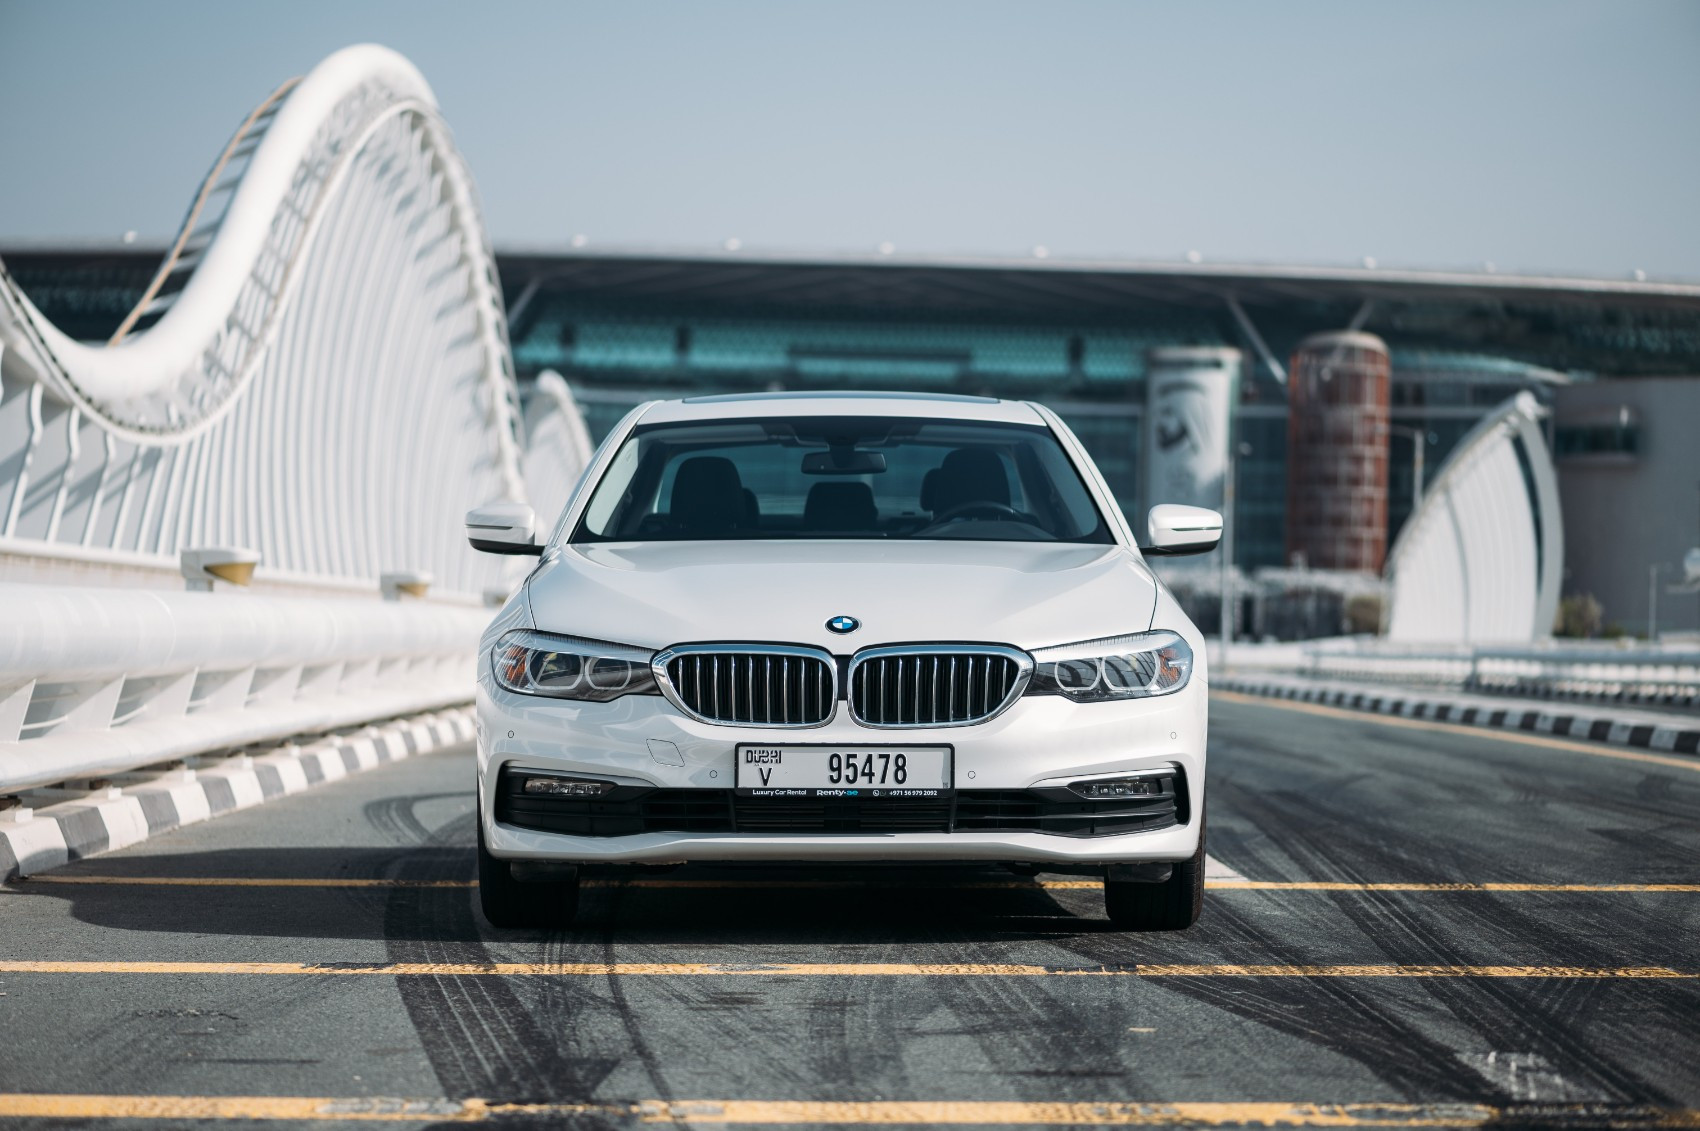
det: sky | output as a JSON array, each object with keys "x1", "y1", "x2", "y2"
[{"x1": 1, "y1": 0, "x2": 1697, "y2": 279}]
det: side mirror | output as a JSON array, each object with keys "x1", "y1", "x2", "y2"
[
  {"x1": 1140, "y1": 504, "x2": 1223, "y2": 556},
  {"x1": 466, "y1": 503, "x2": 542, "y2": 556}
]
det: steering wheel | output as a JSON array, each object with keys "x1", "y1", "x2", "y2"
[{"x1": 930, "y1": 500, "x2": 1025, "y2": 524}]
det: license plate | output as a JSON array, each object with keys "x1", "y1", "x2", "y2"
[{"x1": 735, "y1": 745, "x2": 953, "y2": 799}]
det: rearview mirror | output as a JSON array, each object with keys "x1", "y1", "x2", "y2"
[
  {"x1": 1140, "y1": 504, "x2": 1223, "y2": 556},
  {"x1": 802, "y1": 449, "x2": 887, "y2": 475},
  {"x1": 466, "y1": 503, "x2": 542, "y2": 555}
]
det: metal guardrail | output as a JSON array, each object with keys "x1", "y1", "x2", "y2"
[
  {"x1": 0, "y1": 583, "x2": 487, "y2": 794},
  {"x1": 1287, "y1": 642, "x2": 1700, "y2": 710}
]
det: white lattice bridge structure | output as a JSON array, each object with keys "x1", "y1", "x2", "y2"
[{"x1": 0, "y1": 46, "x2": 590, "y2": 828}]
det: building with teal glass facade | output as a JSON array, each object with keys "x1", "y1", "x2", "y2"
[
  {"x1": 489, "y1": 249, "x2": 1698, "y2": 576},
  {"x1": 6, "y1": 243, "x2": 1699, "y2": 628}
]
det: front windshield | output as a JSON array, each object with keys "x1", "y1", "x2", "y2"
[{"x1": 571, "y1": 415, "x2": 1114, "y2": 544}]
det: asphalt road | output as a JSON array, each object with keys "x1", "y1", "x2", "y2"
[{"x1": 1, "y1": 692, "x2": 1697, "y2": 1129}]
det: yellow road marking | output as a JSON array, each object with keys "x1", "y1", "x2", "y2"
[
  {"x1": 0, "y1": 960, "x2": 1688, "y2": 978},
  {"x1": 1115, "y1": 965, "x2": 1694, "y2": 978},
  {"x1": 1206, "y1": 881, "x2": 1700, "y2": 892},
  {"x1": 17, "y1": 876, "x2": 474, "y2": 888},
  {"x1": 17, "y1": 874, "x2": 1698, "y2": 893},
  {"x1": 0, "y1": 1093, "x2": 493, "y2": 1122},
  {"x1": 634, "y1": 1100, "x2": 1700, "y2": 1126},
  {"x1": 0, "y1": 1096, "x2": 1696, "y2": 1126},
  {"x1": 1211, "y1": 689, "x2": 1700, "y2": 774}
]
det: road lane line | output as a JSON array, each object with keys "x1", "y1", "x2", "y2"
[
  {"x1": 1204, "y1": 854, "x2": 1247, "y2": 881},
  {"x1": 0, "y1": 960, "x2": 1689, "y2": 978},
  {"x1": 1207, "y1": 881, "x2": 1700, "y2": 892},
  {"x1": 14, "y1": 876, "x2": 475, "y2": 888},
  {"x1": 1211, "y1": 690, "x2": 1700, "y2": 773},
  {"x1": 16, "y1": 875, "x2": 1699, "y2": 893},
  {"x1": 637, "y1": 1100, "x2": 1700, "y2": 1126},
  {"x1": 0, "y1": 1093, "x2": 491, "y2": 1122},
  {"x1": 0, "y1": 1096, "x2": 1697, "y2": 1126}
]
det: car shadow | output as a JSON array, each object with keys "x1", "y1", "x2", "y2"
[{"x1": 5, "y1": 848, "x2": 1121, "y2": 944}]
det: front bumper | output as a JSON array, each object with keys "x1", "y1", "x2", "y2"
[
  {"x1": 485, "y1": 824, "x2": 1203, "y2": 865},
  {"x1": 477, "y1": 677, "x2": 1208, "y2": 866}
]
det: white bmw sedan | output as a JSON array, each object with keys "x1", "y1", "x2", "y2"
[{"x1": 467, "y1": 392, "x2": 1221, "y2": 931}]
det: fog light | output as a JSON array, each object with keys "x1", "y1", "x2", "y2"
[
  {"x1": 521, "y1": 776, "x2": 615, "y2": 797},
  {"x1": 1070, "y1": 777, "x2": 1159, "y2": 800}
]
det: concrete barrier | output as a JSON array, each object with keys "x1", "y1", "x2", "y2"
[{"x1": 0, "y1": 582, "x2": 486, "y2": 794}]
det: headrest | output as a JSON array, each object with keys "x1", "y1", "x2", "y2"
[
  {"x1": 927, "y1": 448, "x2": 1010, "y2": 514},
  {"x1": 803, "y1": 481, "x2": 878, "y2": 531},
  {"x1": 920, "y1": 468, "x2": 941, "y2": 512},
  {"x1": 669, "y1": 456, "x2": 746, "y2": 535}
]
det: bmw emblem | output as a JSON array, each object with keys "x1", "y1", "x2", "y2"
[{"x1": 826, "y1": 615, "x2": 860, "y2": 635}]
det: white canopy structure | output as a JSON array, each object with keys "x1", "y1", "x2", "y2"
[
  {"x1": 521, "y1": 370, "x2": 597, "y2": 534},
  {"x1": 0, "y1": 45, "x2": 530, "y2": 598},
  {"x1": 0, "y1": 45, "x2": 604, "y2": 795},
  {"x1": 1384, "y1": 392, "x2": 1564, "y2": 643}
]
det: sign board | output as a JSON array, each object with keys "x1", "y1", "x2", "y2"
[{"x1": 1143, "y1": 348, "x2": 1242, "y2": 514}]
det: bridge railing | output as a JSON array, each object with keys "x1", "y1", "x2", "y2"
[
  {"x1": 0, "y1": 583, "x2": 487, "y2": 794},
  {"x1": 1222, "y1": 639, "x2": 1700, "y2": 710}
]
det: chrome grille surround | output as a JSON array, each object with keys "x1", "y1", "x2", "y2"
[
  {"x1": 653, "y1": 643, "x2": 838, "y2": 728},
  {"x1": 848, "y1": 644, "x2": 1033, "y2": 729}
]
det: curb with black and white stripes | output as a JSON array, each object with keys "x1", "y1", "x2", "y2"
[
  {"x1": 0, "y1": 706, "x2": 475, "y2": 883},
  {"x1": 1217, "y1": 676, "x2": 1700, "y2": 757}
]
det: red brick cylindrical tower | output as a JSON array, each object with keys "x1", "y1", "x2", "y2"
[{"x1": 1285, "y1": 331, "x2": 1391, "y2": 573}]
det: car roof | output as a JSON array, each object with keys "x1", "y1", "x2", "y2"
[{"x1": 636, "y1": 390, "x2": 1048, "y2": 426}]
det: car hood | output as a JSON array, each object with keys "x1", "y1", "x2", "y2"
[{"x1": 523, "y1": 540, "x2": 1158, "y2": 652}]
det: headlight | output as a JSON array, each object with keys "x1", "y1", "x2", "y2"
[
  {"x1": 1027, "y1": 630, "x2": 1193, "y2": 702},
  {"x1": 491, "y1": 630, "x2": 658, "y2": 702}
]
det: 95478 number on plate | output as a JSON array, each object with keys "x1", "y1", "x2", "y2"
[{"x1": 735, "y1": 745, "x2": 953, "y2": 799}]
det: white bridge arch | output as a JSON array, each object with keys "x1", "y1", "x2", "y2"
[
  {"x1": 0, "y1": 44, "x2": 543, "y2": 597},
  {"x1": 1384, "y1": 392, "x2": 1565, "y2": 643}
]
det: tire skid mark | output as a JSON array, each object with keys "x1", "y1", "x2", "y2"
[
  {"x1": 856, "y1": 909, "x2": 987, "y2": 1099},
  {"x1": 363, "y1": 793, "x2": 463, "y2": 848},
  {"x1": 1201, "y1": 779, "x2": 1686, "y2": 1107},
  {"x1": 372, "y1": 798, "x2": 616, "y2": 1116},
  {"x1": 1250, "y1": 781, "x2": 1688, "y2": 1105},
  {"x1": 585, "y1": 880, "x2": 686, "y2": 1126},
  {"x1": 573, "y1": 877, "x2": 915, "y2": 1103},
  {"x1": 1207, "y1": 700, "x2": 1700, "y2": 891},
  {"x1": 1502, "y1": 772, "x2": 1700, "y2": 834},
  {"x1": 1586, "y1": 825, "x2": 1700, "y2": 873},
  {"x1": 897, "y1": 893, "x2": 1154, "y2": 1098},
  {"x1": 1205, "y1": 730, "x2": 1513, "y2": 886},
  {"x1": 1092, "y1": 896, "x2": 1494, "y2": 1100}
]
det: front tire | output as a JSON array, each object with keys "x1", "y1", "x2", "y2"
[
  {"x1": 1104, "y1": 821, "x2": 1204, "y2": 931},
  {"x1": 477, "y1": 817, "x2": 579, "y2": 929}
]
